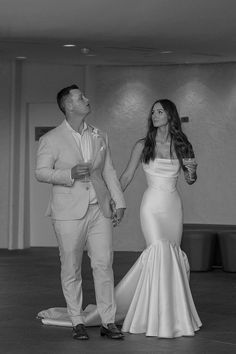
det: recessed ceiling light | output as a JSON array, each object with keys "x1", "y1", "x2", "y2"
[
  {"x1": 160, "y1": 51, "x2": 173, "y2": 54},
  {"x1": 16, "y1": 56, "x2": 27, "y2": 60},
  {"x1": 63, "y1": 44, "x2": 76, "y2": 47}
]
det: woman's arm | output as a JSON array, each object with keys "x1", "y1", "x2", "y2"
[
  {"x1": 119, "y1": 140, "x2": 144, "y2": 191},
  {"x1": 102, "y1": 133, "x2": 126, "y2": 209}
]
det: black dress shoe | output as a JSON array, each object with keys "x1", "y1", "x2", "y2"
[
  {"x1": 72, "y1": 324, "x2": 89, "y2": 340},
  {"x1": 100, "y1": 323, "x2": 124, "y2": 339}
]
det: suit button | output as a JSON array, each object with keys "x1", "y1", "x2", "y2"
[{"x1": 86, "y1": 186, "x2": 89, "y2": 190}]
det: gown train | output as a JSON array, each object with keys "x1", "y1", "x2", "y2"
[{"x1": 37, "y1": 158, "x2": 202, "y2": 337}]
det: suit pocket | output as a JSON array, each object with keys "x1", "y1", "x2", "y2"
[{"x1": 53, "y1": 185, "x2": 72, "y2": 194}]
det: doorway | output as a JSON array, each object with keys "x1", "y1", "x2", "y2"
[{"x1": 28, "y1": 103, "x2": 63, "y2": 246}]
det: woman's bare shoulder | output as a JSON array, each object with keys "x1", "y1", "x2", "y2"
[{"x1": 134, "y1": 138, "x2": 145, "y2": 150}]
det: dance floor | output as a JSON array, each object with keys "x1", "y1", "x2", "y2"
[{"x1": 1, "y1": 247, "x2": 236, "y2": 354}]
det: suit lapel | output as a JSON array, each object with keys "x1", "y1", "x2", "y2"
[
  {"x1": 88, "y1": 125, "x2": 99, "y2": 162},
  {"x1": 88, "y1": 125, "x2": 105, "y2": 167},
  {"x1": 60, "y1": 121, "x2": 105, "y2": 164}
]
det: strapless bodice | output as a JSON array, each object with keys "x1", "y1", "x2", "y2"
[{"x1": 142, "y1": 158, "x2": 180, "y2": 192}]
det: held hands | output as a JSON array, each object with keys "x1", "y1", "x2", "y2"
[
  {"x1": 71, "y1": 162, "x2": 91, "y2": 180},
  {"x1": 110, "y1": 199, "x2": 125, "y2": 227}
]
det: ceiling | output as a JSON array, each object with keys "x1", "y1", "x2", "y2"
[{"x1": 1, "y1": 0, "x2": 236, "y2": 65}]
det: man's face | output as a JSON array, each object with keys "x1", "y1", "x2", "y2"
[{"x1": 68, "y1": 89, "x2": 90, "y2": 115}]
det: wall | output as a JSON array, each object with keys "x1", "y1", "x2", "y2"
[
  {"x1": 86, "y1": 64, "x2": 236, "y2": 250},
  {"x1": 3, "y1": 61, "x2": 236, "y2": 249},
  {"x1": 9, "y1": 62, "x2": 85, "y2": 248},
  {"x1": 0, "y1": 60, "x2": 12, "y2": 248}
]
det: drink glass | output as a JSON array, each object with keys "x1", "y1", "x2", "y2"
[
  {"x1": 183, "y1": 157, "x2": 197, "y2": 181},
  {"x1": 80, "y1": 160, "x2": 92, "y2": 183}
]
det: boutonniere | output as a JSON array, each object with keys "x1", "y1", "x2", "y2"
[
  {"x1": 90, "y1": 126, "x2": 106, "y2": 153},
  {"x1": 99, "y1": 144, "x2": 105, "y2": 152},
  {"x1": 91, "y1": 127, "x2": 100, "y2": 138}
]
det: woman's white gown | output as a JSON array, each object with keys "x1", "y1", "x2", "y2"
[{"x1": 38, "y1": 158, "x2": 202, "y2": 337}]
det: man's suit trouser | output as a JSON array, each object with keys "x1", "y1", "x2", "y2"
[{"x1": 52, "y1": 204, "x2": 116, "y2": 326}]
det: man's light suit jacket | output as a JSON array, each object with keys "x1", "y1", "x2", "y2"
[{"x1": 35, "y1": 120, "x2": 126, "y2": 220}]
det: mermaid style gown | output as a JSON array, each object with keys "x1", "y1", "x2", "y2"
[{"x1": 38, "y1": 158, "x2": 202, "y2": 338}]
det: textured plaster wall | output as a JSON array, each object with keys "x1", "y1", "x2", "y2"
[
  {"x1": 2, "y1": 61, "x2": 236, "y2": 249},
  {"x1": 86, "y1": 64, "x2": 236, "y2": 250}
]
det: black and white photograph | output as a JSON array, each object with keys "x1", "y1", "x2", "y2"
[{"x1": 0, "y1": 1, "x2": 236, "y2": 353}]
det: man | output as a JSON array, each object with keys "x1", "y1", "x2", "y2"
[{"x1": 35, "y1": 84, "x2": 126, "y2": 340}]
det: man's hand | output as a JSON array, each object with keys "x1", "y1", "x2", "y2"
[
  {"x1": 71, "y1": 162, "x2": 91, "y2": 180},
  {"x1": 112, "y1": 208, "x2": 125, "y2": 227}
]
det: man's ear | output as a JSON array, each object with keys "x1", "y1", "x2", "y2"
[{"x1": 65, "y1": 97, "x2": 73, "y2": 112}]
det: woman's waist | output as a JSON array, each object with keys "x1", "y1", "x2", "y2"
[{"x1": 145, "y1": 176, "x2": 178, "y2": 192}]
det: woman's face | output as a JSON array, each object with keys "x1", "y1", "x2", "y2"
[{"x1": 151, "y1": 102, "x2": 169, "y2": 128}]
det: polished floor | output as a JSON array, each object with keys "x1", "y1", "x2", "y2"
[{"x1": 0, "y1": 248, "x2": 236, "y2": 354}]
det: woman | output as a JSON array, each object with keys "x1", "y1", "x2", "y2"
[
  {"x1": 38, "y1": 99, "x2": 202, "y2": 338},
  {"x1": 116, "y1": 99, "x2": 202, "y2": 337}
]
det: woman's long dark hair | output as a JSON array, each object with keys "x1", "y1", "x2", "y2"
[{"x1": 141, "y1": 99, "x2": 194, "y2": 169}]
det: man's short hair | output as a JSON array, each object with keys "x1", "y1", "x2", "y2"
[{"x1": 57, "y1": 84, "x2": 79, "y2": 114}]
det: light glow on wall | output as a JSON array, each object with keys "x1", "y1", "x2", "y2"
[{"x1": 109, "y1": 81, "x2": 151, "y2": 132}]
